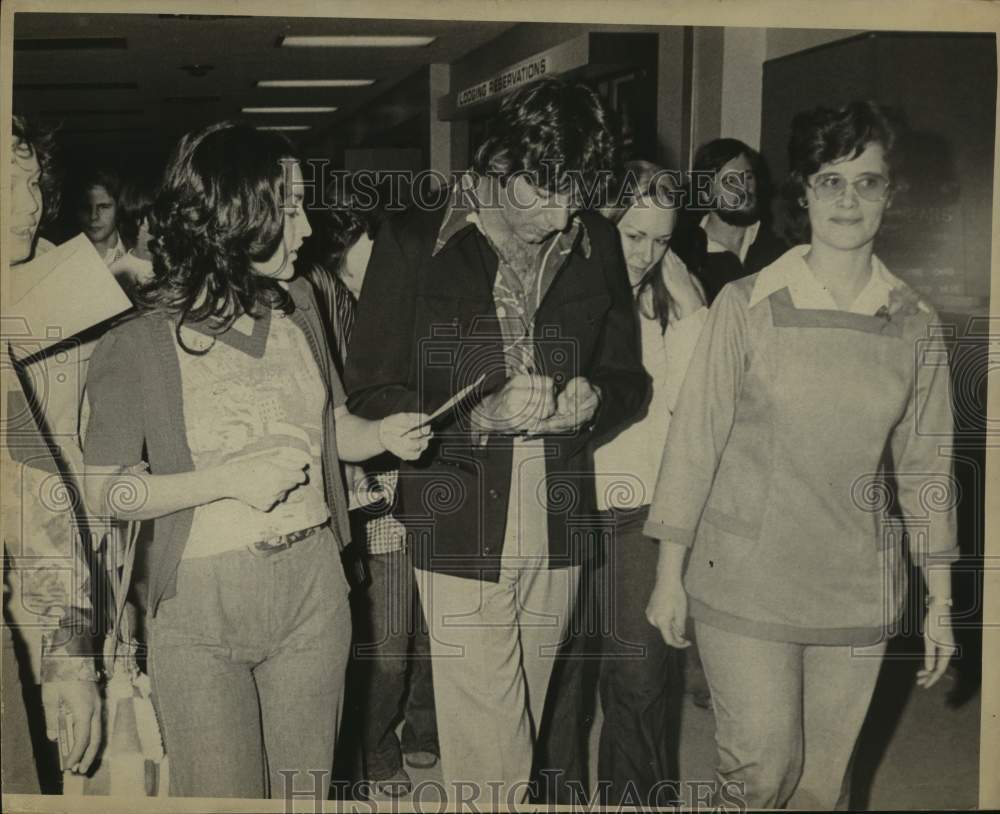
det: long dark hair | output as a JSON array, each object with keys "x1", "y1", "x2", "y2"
[
  {"x1": 299, "y1": 203, "x2": 378, "y2": 285},
  {"x1": 12, "y1": 114, "x2": 61, "y2": 225},
  {"x1": 140, "y1": 121, "x2": 296, "y2": 347},
  {"x1": 690, "y1": 137, "x2": 769, "y2": 211},
  {"x1": 603, "y1": 160, "x2": 685, "y2": 334},
  {"x1": 117, "y1": 175, "x2": 158, "y2": 250}
]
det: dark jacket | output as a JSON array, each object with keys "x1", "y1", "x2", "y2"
[
  {"x1": 344, "y1": 204, "x2": 649, "y2": 581},
  {"x1": 672, "y1": 213, "x2": 787, "y2": 305}
]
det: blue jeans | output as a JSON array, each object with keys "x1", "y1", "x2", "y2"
[{"x1": 148, "y1": 528, "x2": 351, "y2": 798}]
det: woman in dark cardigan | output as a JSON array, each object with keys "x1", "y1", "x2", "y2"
[{"x1": 81, "y1": 122, "x2": 431, "y2": 798}]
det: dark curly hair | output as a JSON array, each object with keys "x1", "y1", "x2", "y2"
[
  {"x1": 117, "y1": 175, "x2": 158, "y2": 250},
  {"x1": 689, "y1": 137, "x2": 770, "y2": 213},
  {"x1": 779, "y1": 100, "x2": 901, "y2": 244},
  {"x1": 12, "y1": 114, "x2": 61, "y2": 224},
  {"x1": 472, "y1": 77, "x2": 619, "y2": 200},
  {"x1": 140, "y1": 121, "x2": 298, "y2": 347},
  {"x1": 299, "y1": 203, "x2": 378, "y2": 281}
]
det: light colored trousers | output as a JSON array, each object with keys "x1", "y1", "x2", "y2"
[
  {"x1": 695, "y1": 620, "x2": 887, "y2": 810},
  {"x1": 415, "y1": 561, "x2": 580, "y2": 806},
  {"x1": 149, "y1": 528, "x2": 351, "y2": 799},
  {"x1": 414, "y1": 440, "x2": 581, "y2": 806}
]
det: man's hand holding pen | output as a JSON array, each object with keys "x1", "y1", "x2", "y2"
[{"x1": 471, "y1": 373, "x2": 600, "y2": 436}]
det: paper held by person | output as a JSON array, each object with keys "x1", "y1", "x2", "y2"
[{"x1": 6, "y1": 233, "x2": 134, "y2": 362}]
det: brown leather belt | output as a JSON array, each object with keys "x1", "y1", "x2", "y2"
[{"x1": 250, "y1": 521, "x2": 327, "y2": 556}]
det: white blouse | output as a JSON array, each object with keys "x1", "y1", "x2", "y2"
[{"x1": 594, "y1": 265, "x2": 708, "y2": 510}]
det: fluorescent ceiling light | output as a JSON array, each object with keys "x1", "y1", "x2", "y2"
[
  {"x1": 242, "y1": 106, "x2": 337, "y2": 114},
  {"x1": 280, "y1": 35, "x2": 435, "y2": 48},
  {"x1": 257, "y1": 79, "x2": 375, "y2": 88},
  {"x1": 256, "y1": 125, "x2": 312, "y2": 131}
]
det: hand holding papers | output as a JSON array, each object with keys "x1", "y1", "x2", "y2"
[
  {"x1": 5, "y1": 234, "x2": 133, "y2": 454},
  {"x1": 6, "y1": 233, "x2": 133, "y2": 362},
  {"x1": 411, "y1": 373, "x2": 488, "y2": 431}
]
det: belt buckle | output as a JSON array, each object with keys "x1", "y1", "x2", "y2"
[
  {"x1": 252, "y1": 534, "x2": 293, "y2": 555},
  {"x1": 251, "y1": 522, "x2": 322, "y2": 556}
]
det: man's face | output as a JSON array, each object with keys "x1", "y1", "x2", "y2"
[
  {"x1": 498, "y1": 174, "x2": 578, "y2": 244},
  {"x1": 715, "y1": 153, "x2": 761, "y2": 226},
  {"x1": 10, "y1": 144, "x2": 42, "y2": 265},
  {"x1": 78, "y1": 184, "x2": 118, "y2": 245}
]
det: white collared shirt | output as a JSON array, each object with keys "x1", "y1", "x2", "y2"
[
  {"x1": 700, "y1": 215, "x2": 760, "y2": 264},
  {"x1": 594, "y1": 257, "x2": 709, "y2": 510},
  {"x1": 101, "y1": 231, "x2": 126, "y2": 268},
  {"x1": 748, "y1": 245, "x2": 916, "y2": 316}
]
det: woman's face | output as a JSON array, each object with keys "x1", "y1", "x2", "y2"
[
  {"x1": 617, "y1": 198, "x2": 677, "y2": 283},
  {"x1": 10, "y1": 144, "x2": 42, "y2": 265},
  {"x1": 805, "y1": 142, "x2": 891, "y2": 254},
  {"x1": 340, "y1": 233, "x2": 374, "y2": 300},
  {"x1": 253, "y1": 161, "x2": 312, "y2": 281}
]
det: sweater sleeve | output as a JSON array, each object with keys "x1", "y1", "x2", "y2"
[
  {"x1": 889, "y1": 322, "x2": 959, "y2": 565},
  {"x1": 660, "y1": 305, "x2": 708, "y2": 414},
  {"x1": 584, "y1": 223, "x2": 652, "y2": 442},
  {"x1": 643, "y1": 284, "x2": 748, "y2": 546},
  {"x1": 82, "y1": 326, "x2": 146, "y2": 467}
]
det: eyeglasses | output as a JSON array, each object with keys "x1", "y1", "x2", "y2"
[{"x1": 808, "y1": 172, "x2": 891, "y2": 202}]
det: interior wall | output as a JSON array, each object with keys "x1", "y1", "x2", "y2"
[
  {"x1": 720, "y1": 28, "x2": 767, "y2": 149},
  {"x1": 444, "y1": 23, "x2": 691, "y2": 172},
  {"x1": 656, "y1": 27, "x2": 689, "y2": 170},
  {"x1": 766, "y1": 27, "x2": 867, "y2": 61},
  {"x1": 690, "y1": 27, "x2": 724, "y2": 165},
  {"x1": 690, "y1": 26, "x2": 866, "y2": 162}
]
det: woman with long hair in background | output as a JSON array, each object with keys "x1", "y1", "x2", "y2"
[{"x1": 592, "y1": 160, "x2": 707, "y2": 805}]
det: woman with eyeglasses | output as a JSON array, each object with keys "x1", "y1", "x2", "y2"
[
  {"x1": 81, "y1": 122, "x2": 431, "y2": 798},
  {"x1": 643, "y1": 101, "x2": 959, "y2": 809}
]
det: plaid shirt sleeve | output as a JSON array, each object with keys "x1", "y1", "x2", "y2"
[{"x1": 363, "y1": 470, "x2": 407, "y2": 555}]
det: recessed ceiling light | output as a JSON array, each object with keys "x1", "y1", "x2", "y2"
[
  {"x1": 257, "y1": 79, "x2": 376, "y2": 88},
  {"x1": 15, "y1": 81, "x2": 139, "y2": 91},
  {"x1": 242, "y1": 106, "x2": 337, "y2": 114},
  {"x1": 256, "y1": 125, "x2": 312, "y2": 131},
  {"x1": 279, "y1": 35, "x2": 435, "y2": 48},
  {"x1": 40, "y1": 108, "x2": 144, "y2": 116},
  {"x1": 15, "y1": 37, "x2": 127, "y2": 51}
]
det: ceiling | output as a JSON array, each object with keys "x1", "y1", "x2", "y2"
[{"x1": 12, "y1": 12, "x2": 516, "y2": 163}]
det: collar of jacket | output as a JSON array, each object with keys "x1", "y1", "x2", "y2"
[{"x1": 431, "y1": 173, "x2": 592, "y2": 262}]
